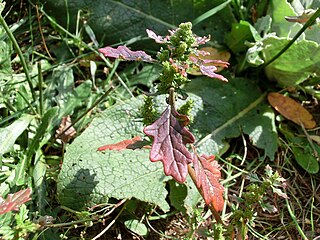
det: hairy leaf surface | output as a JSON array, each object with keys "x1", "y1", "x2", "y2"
[{"x1": 57, "y1": 99, "x2": 170, "y2": 211}]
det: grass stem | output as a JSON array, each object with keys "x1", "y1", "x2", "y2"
[{"x1": 0, "y1": 13, "x2": 36, "y2": 102}]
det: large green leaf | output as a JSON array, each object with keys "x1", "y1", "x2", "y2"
[
  {"x1": 57, "y1": 98, "x2": 171, "y2": 211},
  {"x1": 57, "y1": 76, "x2": 278, "y2": 211},
  {"x1": 268, "y1": 0, "x2": 301, "y2": 38},
  {"x1": 41, "y1": 0, "x2": 236, "y2": 45},
  {"x1": 184, "y1": 77, "x2": 278, "y2": 160},
  {"x1": 262, "y1": 36, "x2": 320, "y2": 86}
]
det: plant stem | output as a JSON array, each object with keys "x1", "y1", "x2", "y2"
[
  {"x1": 261, "y1": 7, "x2": 320, "y2": 69},
  {"x1": 0, "y1": 14, "x2": 36, "y2": 102},
  {"x1": 92, "y1": 200, "x2": 128, "y2": 240},
  {"x1": 38, "y1": 62, "x2": 44, "y2": 117},
  {"x1": 168, "y1": 87, "x2": 176, "y2": 108},
  {"x1": 285, "y1": 197, "x2": 308, "y2": 240}
]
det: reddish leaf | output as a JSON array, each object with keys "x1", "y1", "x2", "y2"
[
  {"x1": 195, "y1": 35, "x2": 210, "y2": 45},
  {"x1": 143, "y1": 105, "x2": 195, "y2": 183},
  {"x1": 199, "y1": 65, "x2": 229, "y2": 82},
  {"x1": 97, "y1": 136, "x2": 145, "y2": 151},
  {"x1": 146, "y1": 29, "x2": 169, "y2": 44},
  {"x1": 147, "y1": 28, "x2": 209, "y2": 47},
  {"x1": 193, "y1": 154, "x2": 224, "y2": 211},
  {"x1": 0, "y1": 188, "x2": 32, "y2": 215},
  {"x1": 99, "y1": 46, "x2": 154, "y2": 62}
]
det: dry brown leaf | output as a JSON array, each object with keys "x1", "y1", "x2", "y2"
[
  {"x1": 267, "y1": 92, "x2": 316, "y2": 129},
  {"x1": 310, "y1": 135, "x2": 320, "y2": 145},
  {"x1": 56, "y1": 116, "x2": 77, "y2": 143},
  {"x1": 188, "y1": 47, "x2": 231, "y2": 75}
]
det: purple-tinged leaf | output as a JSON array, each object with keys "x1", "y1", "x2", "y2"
[
  {"x1": 143, "y1": 105, "x2": 195, "y2": 183},
  {"x1": 193, "y1": 154, "x2": 224, "y2": 211},
  {"x1": 196, "y1": 50, "x2": 210, "y2": 56},
  {"x1": 195, "y1": 35, "x2": 210, "y2": 45},
  {"x1": 99, "y1": 46, "x2": 154, "y2": 62},
  {"x1": 199, "y1": 65, "x2": 229, "y2": 82},
  {"x1": 146, "y1": 29, "x2": 169, "y2": 44},
  {"x1": 0, "y1": 188, "x2": 32, "y2": 215}
]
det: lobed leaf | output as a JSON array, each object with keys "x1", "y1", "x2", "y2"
[
  {"x1": 146, "y1": 29, "x2": 168, "y2": 44},
  {"x1": 144, "y1": 105, "x2": 195, "y2": 183},
  {"x1": 199, "y1": 65, "x2": 229, "y2": 82},
  {"x1": 99, "y1": 46, "x2": 154, "y2": 62},
  {"x1": 193, "y1": 154, "x2": 224, "y2": 211}
]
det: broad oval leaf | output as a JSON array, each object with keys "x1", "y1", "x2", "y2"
[
  {"x1": 42, "y1": 0, "x2": 236, "y2": 46},
  {"x1": 57, "y1": 99, "x2": 171, "y2": 212}
]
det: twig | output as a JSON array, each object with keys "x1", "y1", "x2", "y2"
[
  {"x1": 35, "y1": 4, "x2": 54, "y2": 61},
  {"x1": 92, "y1": 200, "x2": 128, "y2": 240}
]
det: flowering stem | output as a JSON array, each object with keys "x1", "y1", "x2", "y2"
[{"x1": 168, "y1": 87, "x2": 176, "y2": 108}]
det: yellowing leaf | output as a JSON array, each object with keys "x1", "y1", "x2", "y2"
[
  {"x1": 268, "y1": 92, "x2": 316, "y2": 129},
  {"x1": 310, "y1": 135, "x2": 320, "y2": 145},
  {"x1": 189, "y1": 47, "x2": 230, "y2": 75}
]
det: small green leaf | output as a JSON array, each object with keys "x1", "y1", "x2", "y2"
[
  {"x1": 291, "y1": 137, "x2": 319, "y2": 174},
  {"x1": 168, "y1": 180, "x2": 187, "y2": 213},
  {"x1": 33, "y1": 150, "x2": 47, "y2": 214},
  {"x1": 254, "y1": 15, "x2": 272, "y2": 36},
  {"x1": 225, "y1": 20, "x2": 261, "y2": 54},
  {"x1": 16, "y1": 108, "x2": 58, "y2": 186},
  {"x1": 0, "y1": 114, "x2": 34, "y2": 156},
  {"x1": 26, "y1": 107, "x2": 59, "y2": 161},
  {"x1": 124, "y1": 219, "x2": 148, "y2": 237}
]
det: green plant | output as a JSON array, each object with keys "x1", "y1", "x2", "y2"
[{"x1": 230, "y1": 165, "x2": 288, "y2": 239}]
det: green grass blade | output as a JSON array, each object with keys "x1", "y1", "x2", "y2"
[
  {"x1": 192, "y1": 0, "x2": 232, "y2": 26},
  {"x1": 0, "y1": 13, "x2": 36, "y2": 102}
]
